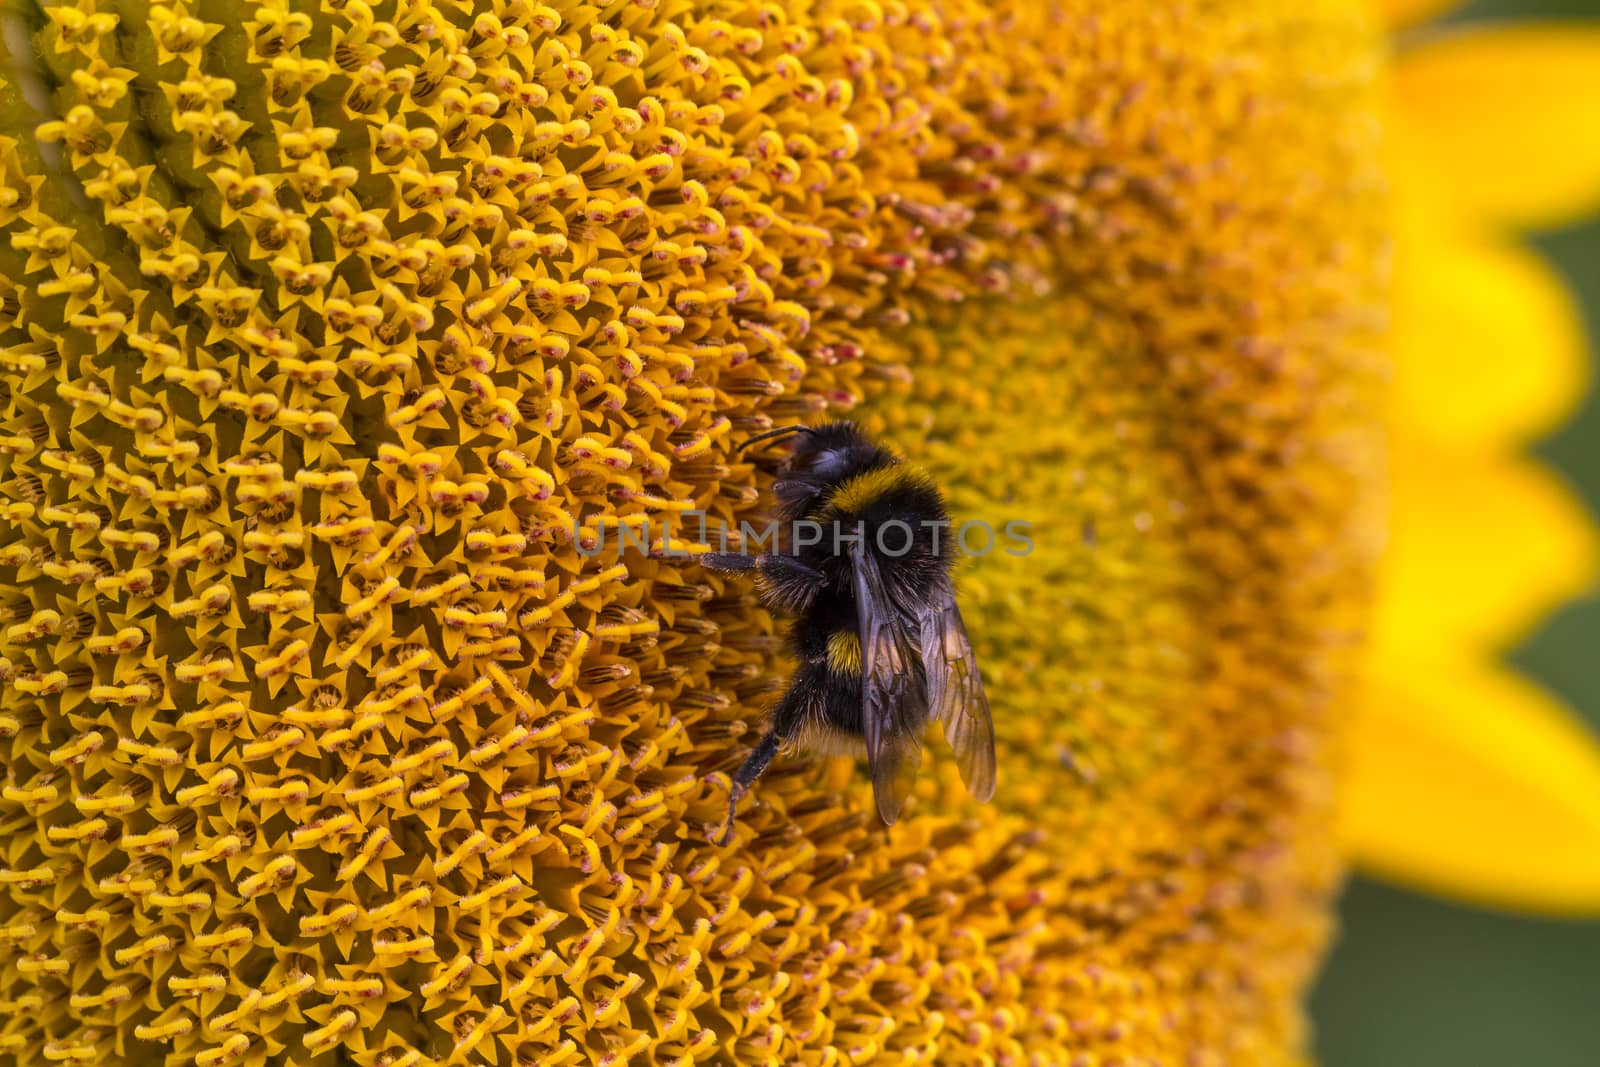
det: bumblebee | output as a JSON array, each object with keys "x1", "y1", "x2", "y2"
[{"x1": 705, "y1": 421, "x2": 996, "y2": 843}]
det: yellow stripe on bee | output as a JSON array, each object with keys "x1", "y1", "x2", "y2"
[
  {"x1": 827, "y1": 464, "x2": 931, "y2": 515},
  {"x1": 826, "y1": 631, "x2": 862, "y2": 675}
]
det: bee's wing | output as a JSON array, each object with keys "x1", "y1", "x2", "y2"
[
  {"x1": 850, "y1": 540, "x2": 927, "y2": 825},
  {"x1": 919, "y1": 577, "x2": 996, "y2": 803}
]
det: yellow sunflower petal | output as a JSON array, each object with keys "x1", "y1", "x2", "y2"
[
  {"x1": 1375, "y1": 447, "x2": 1599, "y2": 658},
  {"x1": 1391, "y1": 27, "x2": 1600, "y2": 228},
  {"x1": 1392, "y1": 229, "x2": 1589, "y2": 450},
  {"x1": 1378, "y1": 0, "x2": 1461, "y2": 30},
  {"x1": 1341, "y1": 658, "x2": 1600, "y2": 914}
]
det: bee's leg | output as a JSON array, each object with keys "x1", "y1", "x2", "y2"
[
  {"x1": 715, "y1": 666, "x2": 817, "y2": 845},
  {"x1": 752, "y1": 554, "x2": 824, "y2": 613},
  {"x1": 716, "y1": 730, "x2": 783, "y2": 845},
  {"x1": 698, "y1": 553, "x2": 752, "y2": 572},
  {"x1": 701, "y1": 553, "x2": 824, "y2": 613}
]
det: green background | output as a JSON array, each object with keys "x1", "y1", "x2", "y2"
[{"x1": 1309, "y1": 0, "x2": 1600, "y2": 1063}]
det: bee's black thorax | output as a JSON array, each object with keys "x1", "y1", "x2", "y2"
[
  {"x1": 774, "y1": 424, "x2": 954, "y2": 669},
  {"x1": 821, "y1": 463, "x2": 950, "y2": 597}
]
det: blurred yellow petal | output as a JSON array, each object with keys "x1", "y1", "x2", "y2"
[
  {"x1": 1374, "y1": 448, "x2": 1598, "y2": 657},
  {"x1": 1378, "y1": 0, "x2": 1461, "y2": 30},
  {"x1": 1393, "y1": 230, "x2": 1589, "y2": 450},
  {"x1": 1392, "y1": 27, "x2": 1600, "y2": 228},
  {"x1": 1342, "y1": 659, "x2": 1600, "y2": 915}
]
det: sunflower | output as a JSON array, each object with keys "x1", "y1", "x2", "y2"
[
  {"x1": 1340, "y1": 0, "x2": 1600, "y2": 916},
  {"x1": 2, "y1": 0, "x2": 1573, "y2": 1064}
]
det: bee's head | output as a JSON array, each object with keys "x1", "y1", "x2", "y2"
[
  {"x1": 737, "y1": 421, "x2": 890, "y2": 481},
  {"x1": 786, "y1": 421, "x2": 881, "y2": 479}
]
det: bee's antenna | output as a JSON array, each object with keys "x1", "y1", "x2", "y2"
[{"x1": 733, "y1": 424, "x2": 809, "y2": 458}]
